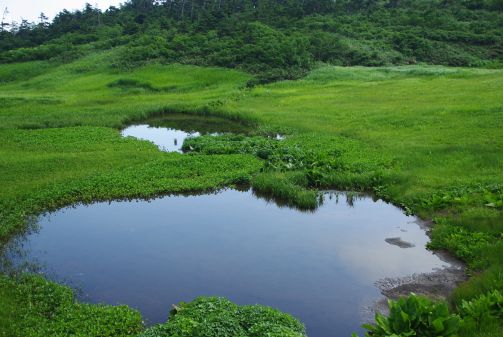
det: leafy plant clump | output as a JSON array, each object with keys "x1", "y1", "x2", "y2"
[
  {"x1": 354, "y1": 294, "x2": 461, "y2": 337},
  {"x1": 428, "y1": 218, "x2": 495, "y2": 268},
  {"x1": 139, "y1": 297, "x2": 306, "y2": 337},
  {"x1": 459, "y1": 290, "x2": 503, "y2": 330},
  {"x1": 182, "y1": 134, "x2": 279, "y2": 158}
]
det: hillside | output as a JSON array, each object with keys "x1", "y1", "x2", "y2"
[{"x1": 1, "y1": 0, "x2": 503, "y2": 82}]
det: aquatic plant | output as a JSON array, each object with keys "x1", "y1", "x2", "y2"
[
  {"x1": 354, "y1": 294, "x2": 461, "y2": 337},
  {"x1": 139, "y1": 297, "x2": 306, "y2": 337}
]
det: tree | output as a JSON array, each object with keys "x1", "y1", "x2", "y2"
[
  {"x1": 1, "y1": 7, "x2": 9, "y2": 32},
  {"x1": 38, "y1": 12, "x2": 49, "y2": 28}
]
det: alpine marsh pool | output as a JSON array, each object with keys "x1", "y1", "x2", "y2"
[
  {"x1": 121, "y1": 114, "x2": 255, "y2": 152},
  {"x1": 3, "y1": 190, "x2": 454, "y2": 337}
]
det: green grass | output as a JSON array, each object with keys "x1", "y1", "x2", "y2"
[
  {"x1": 0, "y1": 53, "x2": 502, "y2": 336},
  {"x1": 224, "y1": 65, "x2": 503, "y2": 197},
  {"x1": 0, "y1": 274, "x2": 144, "y2": 337},
  {"x1": 0, "y1": 51, "x2": 251, "y2": 129}
]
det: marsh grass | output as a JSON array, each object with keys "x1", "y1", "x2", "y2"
[
  {"x1": 251, "y1": 172, "x2": 319, "y2": 211},
  {"x1": 1, "y1": 54, "x2": 502, "y2": 336}
]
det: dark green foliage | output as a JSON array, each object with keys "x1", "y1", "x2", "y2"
[
  {"x1": 355, "y1": 294, "x2": 461, "y2": 337},
  {"x1": 2, "y1": 1, "x2": 503, "y2": 81},
  {"x1": 108, "y1": 78, "x2": 159, "y2": 92},
  {"x1": 183, "y1": 135, "x2": 322, "y2": 208},
  {"x1": 139, "y1": 297, "x2": 306, "y2": 337},
  {"x1": 414, "y1": 184, "x2": 503, "y2": 213}
]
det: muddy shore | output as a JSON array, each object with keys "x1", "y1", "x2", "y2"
[{"x1": 363, "y1": 220, "x2": 467, "y2": 320}]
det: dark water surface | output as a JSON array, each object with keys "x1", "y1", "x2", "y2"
[{"x1": 6, "y1": 190, "x2": 452, "y2": 337}]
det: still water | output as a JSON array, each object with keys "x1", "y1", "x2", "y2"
[
  {"x1": 6, "y1": 190, "x2": 452, "y2": 337},
  {"x1": 121, "y1": 113, "x2": 254, "y2": 152},
  {"x1": 121, "y1": 124, "x2": 196, "y2": 152}
]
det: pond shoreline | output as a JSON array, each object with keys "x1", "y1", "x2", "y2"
[
  {"x1": 1, "y1": 188, "x2": 453, "y2": 337},
  {"x1": 365, "y1": 219, "x2": 467, "y2": 321}
]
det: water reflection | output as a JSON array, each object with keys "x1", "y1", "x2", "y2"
[
  {"x1": 0, "y1": 217, "x2": 41, "y2": 276},
  {"x1": 2, "y1": 190, "x2": 452, "y2": 337},
  {"x1": 121, "y1": 124, "x2": 197, "y2": 152},
  {"x1": 121, "y1": 113, "x2": 255, "y2": 152}
]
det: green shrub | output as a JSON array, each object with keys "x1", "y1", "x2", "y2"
[
  {"x1": 139, "y1": 297, "x2": 306, "y2": 337},
  {"x1": 460, "y1": 290, "x2": 503, "y2": 329},
  {"x1": 354, "y1": 294, "x2": 461, "y2": 337}
]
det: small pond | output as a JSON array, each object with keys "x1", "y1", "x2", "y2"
[
  {"x1": 121, "y1": 114, "x2": 254, "y2": 152},
  {"x1": 3, "y1": 190, "x2": 453, "y2": 337}
]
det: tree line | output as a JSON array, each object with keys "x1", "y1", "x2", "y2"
[{"x1": 1, "y1": 0, "x2": 502, "y2": 81}]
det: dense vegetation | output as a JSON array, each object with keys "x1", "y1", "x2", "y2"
[
  {"x1": 140, "y1": 297, "x2": 306, "y2": 337},
  {"x1": 0, "y1": 274, "x2": 144, "y2": 337},
  {"x1": 1, "y1": 0, "x2": 503, "y2": 81},
  {"x1": 0, "y1": 0, "x2": 502, "y2": 336},
  {"x1": 0, "y1": 274, "x2": 306, "y2": 337},
  {"x1": 354, "y1": 292, "x2": 503, "y2": 337},
  {"x1": 1, "y1": 54, "x2": 502, "y2": 336}
]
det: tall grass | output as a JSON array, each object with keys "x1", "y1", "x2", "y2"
[{"x1": 251, "y1": 172, "x2": 319, "y2": 211}]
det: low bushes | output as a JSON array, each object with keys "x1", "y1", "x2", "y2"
[
  {"x1": 354, "y1": 294, "x2": 461, "y2": 337},
  {"x1": 356, "y1": 291, "x2": 503, "y2": 337},
  {"x1": 460, "y1": 290, "x2": 503, "y2": 331},
  {"x1": 139, "y1": 297, "x2": 306, "y2": 337}
]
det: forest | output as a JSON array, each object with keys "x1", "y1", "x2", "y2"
[{"x1": 1, "y1": 0, "x2": 503, "y2": 81}]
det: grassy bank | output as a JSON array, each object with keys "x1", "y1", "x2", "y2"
[{"x1": 0, "y1": 53, "x2": 502, "y2": 336}]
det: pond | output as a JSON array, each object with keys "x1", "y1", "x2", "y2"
[
  {"x1": 121, "y1": 113, "x2": 255, "y2": 152},
  {"x1": 3, "y1": 190, "x2": 454, "y2": 337}
]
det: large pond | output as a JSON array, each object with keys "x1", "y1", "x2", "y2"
[{"x1": 3, "y1": 190, "x2": 453, "y2": 336}]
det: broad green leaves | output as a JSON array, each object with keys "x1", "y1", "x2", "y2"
[{"x1": 356, "y1": 294, "x2": 461, "y2": 337}]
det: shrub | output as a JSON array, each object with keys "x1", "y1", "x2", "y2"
[
  {"x1": 459, "y1": 290, "x2": 503, "y2": 329},
  {"x1": 354, "y1": 294, "x2": 461, "y2": 337},
  {"x1": 139, "y1": 297, "x2": 306, "y2": 337}
]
